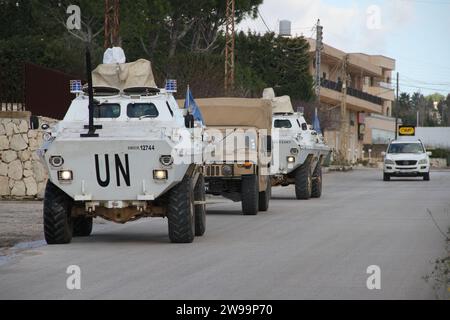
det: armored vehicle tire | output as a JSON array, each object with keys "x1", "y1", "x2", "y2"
[
  {"x1": 241, "y1": 174, "x2": 259, "y2": 215},
  {"x1": 194, "y1": 174, "x2": 206, "y2": 237},
  {"x1": 295, "y1": 162, "x2": 312, "y2": 200},
  {"x1": 258, "y1": 179, "x2": 271, "y2": 212},
  {"x1": 43, "y1": 182, "x2": 74, "y2": 244},
  {"x1": 73, "y1": 216, "x2": 93, "y2": 237},
  {"x1": 167, "y1": 176, "x2": 195, "y2": 243},
  {"x1": 423, "y1": 172, "x2": 430, "y2": 181},
  {"x1": 311, "y1": 163, "x2": 322, "y2": 198},
  {"x1": 383, "y1": 173, "x2": 390, "y2": 181}
]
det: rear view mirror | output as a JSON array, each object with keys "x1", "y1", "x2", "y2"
[
  {"x1": 381, "y1": 151, "x2": 386, "y2": 157},
  {"x1": 266, "y1": 136, "x2": 272, "y2": 153},
  {"x1": 426, "y1": 151, "x2": 432, "y2": 156},
  {"x1": 41, "y1": 124, "x2": 50, "y2": 130}
]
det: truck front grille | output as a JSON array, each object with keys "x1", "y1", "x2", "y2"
[
  {"x1": 395, "y1": 160, "x2": 417, "y2": 166},
  {"x1": 205, "y1": 165, "x2": 222, "y2": 177}
]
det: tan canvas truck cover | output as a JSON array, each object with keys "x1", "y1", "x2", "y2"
[
  {"x1": 262, "y1": 87, "x2": 295, "y2": 114},
  {"x1": 270, "y1": 95, "x2": 294, "y2": 114},
  {"x1": 193, "y1": 98, "x2": 272, "y2": 130},
  {"x1": 92, "y1": 59, "x2": 157, "y2": 90}
]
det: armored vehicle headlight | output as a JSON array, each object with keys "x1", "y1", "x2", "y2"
[
  {"x1": 49, "y1": 156, "x2": 64, "y2": 167},
  {"x1": 290, "y1": 148, "x2": 299, "y2": 155},
  {"x1": 58, "y1": 170, "x2": 73, "y2": 181},
  {"x1": 159, "y1": 155, "x2": 174, "y2": 167},
  {"x1": 222, "y1": 165, "x2": 232, "y2": 176},
  {"x1": 287, "y1": 156, "x2": 296, "y2": 163},
  {"x1": 153, "y1": 170, "x2": 168, "y2": 180}
]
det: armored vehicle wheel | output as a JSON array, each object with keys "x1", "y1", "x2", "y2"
[
  {"x1": 423, "y1": 172, "x2": 430, "y2": 181},
  {"x1": 295, "y1": 161, "x2": 312, "y2": 200},
  {"x1": 73, "y1": 217, "x2": 93, "y2": 237},
  {"x1": 311, "y1": 162, "x2": 322, "y2": 198},
  {"x1": 194, "y1": 174, "x2": 206, "y2": 237},
  {"x1": 258, "y1": 178, "x2": 271, "y2": 212},
  {"x1": 43, "y1": 182, "x2": 74, "y2": 244},
  {"x1": 167, "y1": 176, "x2": 195, "y2": 243},
  {"x1": 383, "y1": 173, "x2": 390, "y2": 181},
  {"x1": 241, "y1": 174, "x2": 259, "y2": 215}
]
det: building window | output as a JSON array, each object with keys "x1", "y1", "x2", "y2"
[{"x1": 386, "y1": 107, "x2": 390, "y2": 116}]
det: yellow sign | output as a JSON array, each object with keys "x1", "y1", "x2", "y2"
[{"x1": 398, "y1": 126, "x2": 415, "y2": 136}]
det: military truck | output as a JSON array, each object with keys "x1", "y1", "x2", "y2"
[
  {"x1": 265, "y1": 90, "x2": 330, "y2": 200},
  {"x1": 193, "y1": 98, "x2": 273, "y2": 215},
  {"x1": 38, "y1": 57, "x2": 207, "y2": 244}
]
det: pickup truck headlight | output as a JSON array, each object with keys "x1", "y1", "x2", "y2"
[
  {"x1": 384, "y1": 159, "x2": 395, "y2": 165},
  {"x1": 418, "y1": 159, "x2": 428, "y2": 165}
]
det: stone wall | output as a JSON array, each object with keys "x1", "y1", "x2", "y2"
[{"x1": 0, "y1": 113, "x2": 58, "y2": 199}]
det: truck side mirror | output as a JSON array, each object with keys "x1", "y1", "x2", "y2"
[
  {"x1": 381, "y1": 151, "x2": 386, "y2": 157},
  {"x1": 267, "y1": 135, "x2": 272, "y2": 153},
  {"x1": 427, "y1": 151, "x2": 432, "y2": 156}
]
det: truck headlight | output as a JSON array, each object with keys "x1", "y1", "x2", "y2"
[
  {"x1": 49, "y1": 156, "x2": 64, "y2": 167},
  {"x1": 222, "y1": 165, "x2": 232, "y2": 176},
  {"x1": 58, "y1": 170, "x2": 73, "y2": 181},
  {"x1": 385, "y1": 159, "x2": 395, "y2": 165},
  {"x1": 418, "y1": 159, "x2": 428, "y2": 165},
  {"x1": 287, "y1": 156, "x2": 296, "y2": 163},
  {"x1": 153, "y1": 170, "x2": 168, "y2": 180}
]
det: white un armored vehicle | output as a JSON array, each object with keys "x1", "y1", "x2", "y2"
[
  {"x1": 266, "y1": 89, "x2": 330, "y2": 199},
  {"x1": 38, "y1": 55, "x2": 206, "y2": 244}
]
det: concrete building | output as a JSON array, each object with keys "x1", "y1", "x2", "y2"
[{"x1": 307, "y1": 38, "x2": 396, "y2": 162}]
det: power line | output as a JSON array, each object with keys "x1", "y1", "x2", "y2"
[{"x1": 257, "y1": 9, "x2": 271, "y2": 33}]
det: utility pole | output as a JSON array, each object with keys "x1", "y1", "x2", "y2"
[
  {"x1": 224, "y1": 0, "x2": 235, "y2": 94},
  {"x1": 339, "y1": 55, "x2": 349, "y2": 163},
  {"x1": 104, "y1": 0, "x2": 120, "y2": 49},
  {"x1": 315, "y1": 19, "x2": 323, "y2": 118},
  {"x1": 395, "y1": 72, "x2": 399, "y2": 139}
]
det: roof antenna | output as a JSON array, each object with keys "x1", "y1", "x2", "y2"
[{"x1": 81, "y1": 45, "x2": 102, "y2": 137}]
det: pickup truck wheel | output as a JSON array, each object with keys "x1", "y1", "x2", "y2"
[
  {"x1": 43, "y1": 182, "x2": 73, "y2": 244},
  {"x1": 383, "y1": 173, "x2": 391, "y2": 181},
  {"x1": 311, "y1": 162, "x2": 322, "y2": 198},
  {"x1": 73, "y1": 217, "x2": 93, "y2": 237},
  {"x1": 295, "y1": 161, "x2": 312, "y2": 200},
  {"x1": 194, "y1": 174, "x2": 206, "y2": 236},
  {"x1": 423, "y1": 172, "x2": 430, "y2": 181},
  {"x1": 258, "y1": 178, "x2": 271, "y2": 212},
  {"x1": 241, "y1": 174, "x2": 258, "y2": 215},
  {"x1": 167, "y1": 176, "x2": 195, "y2": 243}
]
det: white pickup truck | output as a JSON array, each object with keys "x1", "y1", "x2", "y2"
[{"x1": 382, "y1": 139, "x2": 432, "y2": 181}]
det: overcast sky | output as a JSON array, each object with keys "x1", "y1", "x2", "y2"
[{"x1": 239, "y1": 0, "x2": 450, "y2": 97}]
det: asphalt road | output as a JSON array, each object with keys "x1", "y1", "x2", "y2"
[{"x1": 0, "y1": 169, "x2": 448, "y2": 300}]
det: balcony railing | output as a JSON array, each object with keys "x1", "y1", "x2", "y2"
[{"x1": 321, "y1": 79, "x2": 383, "y2": 106}]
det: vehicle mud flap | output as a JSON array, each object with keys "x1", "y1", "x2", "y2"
[
  {"x1": 241, "y1": 174, "x2": 258, "y2": 215},
  {"x1": 194, "y1": 174, "x2": 206, "y2": 236},
  {"x1": 167, "y1": 176, "x2": 195, "y2": 243},
  {"x1": 258, "y1": 177, "x2": 271, "y2": 211},
  {"x1": 43, "y1": 182, "x2": 74, "y2": 244}
]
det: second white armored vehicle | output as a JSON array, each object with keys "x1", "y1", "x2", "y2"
[
  {"x1": 267, "y1": 91, "x2": 330, "y2": 199},
  {"x1": 39, "y1": 57, "x2": 207, "y2": 244}
]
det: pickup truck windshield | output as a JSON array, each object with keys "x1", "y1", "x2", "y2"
[{"x1": 388, "y1": 143, "x2": 424, "y2": 154}]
